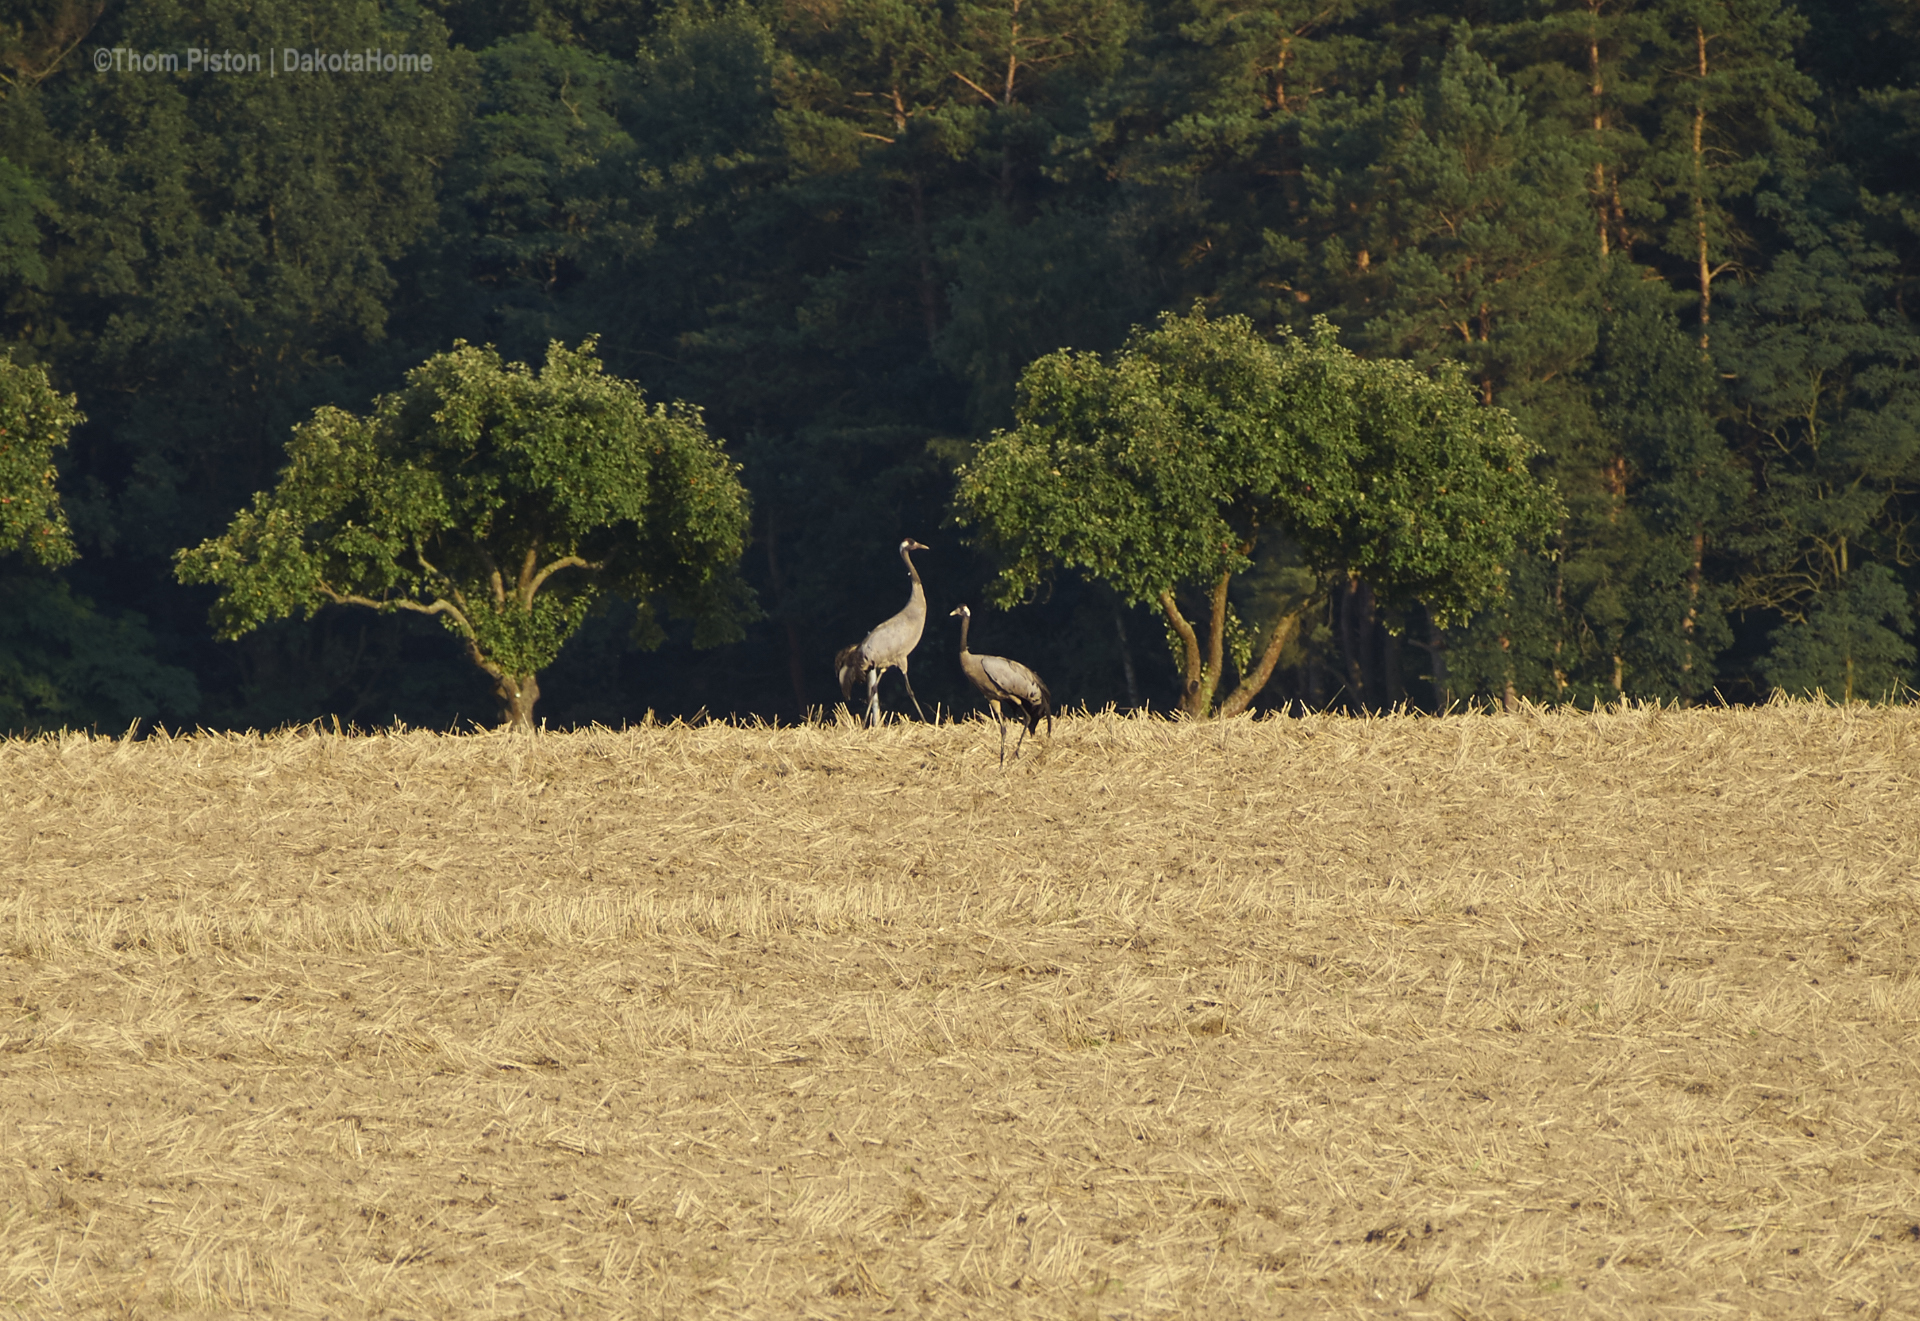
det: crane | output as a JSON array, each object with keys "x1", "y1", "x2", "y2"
[
  {"x1": 949, "y1": 604, "x2": 1052, "y2": 764},
  {"x1": 835, "y1": 539, "x2": 930, "y2": 726}
]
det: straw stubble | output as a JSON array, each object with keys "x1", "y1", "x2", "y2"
[{"x1": 2, "y1": 703, "x2": 1917, "y2": 1317}]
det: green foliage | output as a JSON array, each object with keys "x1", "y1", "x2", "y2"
[
  {"x1": 1722, "y1": 223, "x2": 1920, "y2": 618},
  {"x1": 0, "y1": 577, "x2": 199, "y2": 733},
  {"x1": 1, "y1": 0, "x2": 1915, "y2": 722},
  {"x1": 1759, "y1": 563, "x2": 1914, "y2": 701},
  {"x1": 0, "y1": 157, "x2": 50, "y2": 286},
  {"x1": 453, "y1": 33, "x2": 641, "y2": 301},
  {"x1": 176, "y1": 338, "x2": 754, "y2": 725},
  {"x1": 0, "y1": 350, "x2": 77, "y2": 567},
  {"x1": 1641, "y1": 0, "x2": 1818, "y2": 327},
  {"x1": 1298, "y1": 42, "x2": 1599, "y2": 403},
  {"x1": 56, "y1": 0, "x2": 467, "y2": 357},
  {"x1": 953, "y1": 307, "x2": 1560, "y2": 713},
  {"x1": 3, "y1": 0, "x2": 471, "y2": 573}
]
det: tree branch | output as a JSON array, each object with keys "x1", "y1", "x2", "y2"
[
  {"x1": 318, "y1": 584, "x2": 475, "y2": 639},
  {"x1": 517, "y1": 544, "x2": 540, "y2": 610},
  {"x1": 526, "y1": 554, "x2": 598, "y2": 602},
  {"x1": 1159, "y1": 589, "x2": 1204, "y2": 715},
  {"x1": 1218, "y1": 606, "x2": 1310, "y2": 718},
  {"x1": 950, "y1": 70, "x2": 1001, "y2": 106},
  {"x1": 1205, "y1": 569, "x2": 1231, "y2": 707}
]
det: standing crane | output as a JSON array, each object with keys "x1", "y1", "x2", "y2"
[
  {"x1": 835, "y1": 539, "x2": 930, "y2": 726},
  {"x1": 949, "y1": 605, "x2": 1052, "y2": 764}
]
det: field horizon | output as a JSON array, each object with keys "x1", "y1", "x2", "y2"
[{"x1": 3, "y1": 704, "x2": 1918, "y2": 1317}]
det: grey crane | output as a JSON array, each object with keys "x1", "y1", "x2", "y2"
[
  {"x1": 835, "y1": 539, "x2": 930, "y2": 726},
  {"x1": 950, "y1": 605, "x2": 1053, "y2": 764}
]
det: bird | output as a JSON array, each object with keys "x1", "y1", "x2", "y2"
[
  {"x1": 949, "y1": 604, "x2": 1052, "y2": 764},
  {"x1": 835, "y1": 539, "x2": 931, "y2": 727}
]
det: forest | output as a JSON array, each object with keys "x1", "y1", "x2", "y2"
[{"x1": 1, "y1": 0, "x2": 1917, "y2": 731}]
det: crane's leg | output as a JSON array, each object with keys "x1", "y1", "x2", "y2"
[
  {"x1": 898, "y1": 663, "x2": 928, "y2": 722},
  {"x1": 865, "y1": 670, "x2": 882, "y2": 728},
  {"x1": 995, "y1": 705, "x2": 1008, "y2": 766},
  {"x1": 1012, "y1": 720, "x2": 1029, "y2": 762}
]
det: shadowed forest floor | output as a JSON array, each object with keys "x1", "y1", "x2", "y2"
[{"x1": 2, "y1": 704, "x2": 1918, "y2": 1318}]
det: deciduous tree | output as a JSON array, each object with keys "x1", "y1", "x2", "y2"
[
  {"x1": 953, "y1": 308, "x2": 1560, "y2": 715},
  {"x1": 177, "y1": 339, "x2": 754, "y2": 728}
]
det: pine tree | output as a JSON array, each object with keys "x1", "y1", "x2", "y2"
[{"x1": 1721, "y1": 213, "x2": 1920, "y2": 697}]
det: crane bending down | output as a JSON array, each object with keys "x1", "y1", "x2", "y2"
[
  {"x1": 835, "y1": 539, "x2": 930, "y2": 726},
  {"x1": 950, "y1": 605, "x2": 1052, "y2": 764}
]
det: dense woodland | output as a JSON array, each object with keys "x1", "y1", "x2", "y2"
[{"x1": 2, "y1": 0, "x2": 1918, "y2": 730}]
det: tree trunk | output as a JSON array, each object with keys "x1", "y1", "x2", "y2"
[
  {"x1": 1426, "y1": 609, "x2": 1451, "y2": 712},
  {"x1": 1590, "y1": 7, "x2": 1610, "y2": 259},
  {"x1": 1159, "y1": 590, "x2": 1208, "y2": 717},
  {"x1": 1682, "y1": 526, "x2": 1704, "y2": 697},
  {"x1": 1693, "y1": 24, "x2": 1714, "y2": 350},
  {"x1": 1160, "y1": 575, "x2": 1241, "y2": 718},
  {"x1": 1204, "y1": 571, "x2": 1231, "y2": 710},
  {"x1": 763, "y1": 508, "x2": 809, "y2": 715},
  {"x1": 1217, "y1": 606, "x2": 1310, "y2": 718},
  {"x1": 910, "y1": 176, "x2": 940, "y2": 353},
  {"x1": 495, "y1": 670, "x2": 541, "y2": 730},
  {"x1": 1339, "y1": 577, "x2": 1373, "y2": 711},
  {"x1": 1111, "y1": 597, "x2": 1140, "y2": 708}
]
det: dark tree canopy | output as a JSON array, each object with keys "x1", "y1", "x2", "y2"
[{"x1": 1, "y1": 0, "x2": 1918, "y2": 728}]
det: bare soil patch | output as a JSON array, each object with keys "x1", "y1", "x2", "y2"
[{"x1": 3, "y1": 704, "x2": 1918, "y2": 1318}]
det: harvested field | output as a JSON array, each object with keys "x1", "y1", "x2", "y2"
[{"x1": 2, "y1": 703, "x2": 1919, "y2": 1318}]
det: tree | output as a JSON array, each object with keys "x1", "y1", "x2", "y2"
[
  {"x1": 1, "y1": 351, "x2": 199, "y2": 733},
  {"x1": 1587, "y1": 259, "x2": 1742, "y2": 698},
  {"x1": 8, "y1": 0, "x2": 469, "y2": 579},
  {"x1": 1643, "y1": 0, "x2": 1816, "y2": 346},
  {"x1": 0, "y1": 156, "x2": 49, "y2": 286},
  {"x1": 1298, "y1": 42, "x2": 1599, "y2": 408},
  {"x1": 953, "y1": 308, "x2": 1560, "y2": 716},
  {"x1": 0, "y1": 349, "x2": 76, "y2": 566},
  {"x1": 176, "y1": 339, "x2": 755, "y2": 728},
  {"x1": 1283, "y1": 39, "x2": 1603, "y2": 708},
  {"x1": 1759, "y1": 562, "x2": 1913, "y2": 700},
  {"x1": 1719, "y1": 220, "x2": 1920, "y2": 698}
]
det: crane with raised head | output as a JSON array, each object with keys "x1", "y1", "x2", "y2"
[
  {"x1": 835, "y1": 539, "x2": 930, "y2": 726},
  {"x1": 949, "y1": 604, "x2": 1052, "y2": 764}
]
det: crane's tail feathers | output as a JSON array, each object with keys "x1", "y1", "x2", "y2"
[{"x1": 834, "y1": 645, "x2": 863, "y2": 702}]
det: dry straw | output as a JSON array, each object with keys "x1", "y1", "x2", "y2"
[{"x1": 3, "y1": 703, "x2": 1919, "y2": 1316}]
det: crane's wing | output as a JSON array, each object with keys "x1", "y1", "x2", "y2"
[
  {"x1": 980, "y1": 654, "x2": 1047, "y2": 709},
  {"x1": 860, "y1": 603, "x2": 926, "y2": 669}
]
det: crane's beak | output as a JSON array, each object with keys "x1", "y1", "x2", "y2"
[
  {"x1": 907, "y1": 540, "x2": 929, "y2": 551},
  {"x1": 949, "y1": 606, "x2": 967, "y2": 617}
]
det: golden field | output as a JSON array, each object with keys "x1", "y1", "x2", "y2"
[{"x1": 2, "y1": 703, "x2": 1918, "y2": 1318}]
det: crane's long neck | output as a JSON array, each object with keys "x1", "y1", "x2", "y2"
[
  {"x1": 901, "y1": 547, "x2": 925, "y2": 618},
  {"x1": 956, "y1": 612, "x2": 971, "y2": 655}
]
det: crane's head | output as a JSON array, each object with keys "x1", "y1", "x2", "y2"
[
  {"x1": 949, "y1": 604, "x2": 971, "y2": 619},
  {"x1": 900, "y1": 538, "x2": 929, "y2": 554}
]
